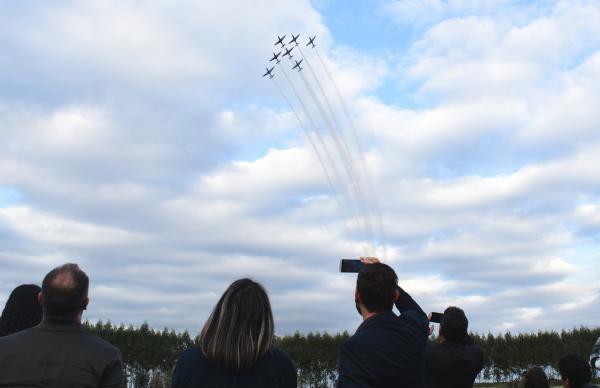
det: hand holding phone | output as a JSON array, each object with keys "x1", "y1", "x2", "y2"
[
  {"x1": 429, "y1": 312, "x2": 443, "y2": 324},
  {"x1": 339, "y1": 259, "x2": 365, "y2": 273}
]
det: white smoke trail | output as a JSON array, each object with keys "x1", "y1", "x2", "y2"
[
  {"x1": 276, "y1": 64, "x2": 360, "y2": 239},
  {"x1": 295, "y1": 65, "x2": 376, "y2": 254},
  {"x1": 312, "y1": 46, "x2": 387, "y2": 258},
  {"x1": 297, "y1": 43, "x2": 382, "y2": 256}
]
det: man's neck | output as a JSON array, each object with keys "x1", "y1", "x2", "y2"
[
  {"x1": 43, "y1": 313, "x2": 82, "y2": 325},
  {"x1": 362, "y1": 310, "x2": 377, "y2": 321}
]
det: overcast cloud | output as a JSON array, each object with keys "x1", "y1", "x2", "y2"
[{"x1": 0, "y1": 0, "x2": 599, "y2": 336}]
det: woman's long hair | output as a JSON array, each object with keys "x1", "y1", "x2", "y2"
[
  {"x1": 0, "y1": 284, "x2": 42, "y2": 337},
  {"x1": 200, "y1": 278, "x2": 275, "y2": 373}
]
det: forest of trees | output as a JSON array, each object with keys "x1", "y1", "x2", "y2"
[{"x1": 85, "y1": 321, "x2": 599, "y2": 388}]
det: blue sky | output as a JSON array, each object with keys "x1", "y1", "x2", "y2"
[{"x1": 1, "y1": 0, "x2": 599, "y2": 335}]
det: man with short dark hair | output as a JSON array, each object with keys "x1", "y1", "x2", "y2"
[
  {"x1": 424, "y1": 306, "x2": 485, "y2": 388},
  {"x1": 0, "y1": 263, "x2": 125, "y2": 387},
  {"x1": 559, "y1": 353, "x2": 598, "y2": 388},
  {"x1": 338, "y1": 258, "x2": 429, "y2": 388},
  {"x1": 591, "y1": 337, "x2": 600, "y2": 371}
]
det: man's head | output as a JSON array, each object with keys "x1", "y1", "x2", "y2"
[
  {"x1": 40, "y1": 263, "x2": 89, "y2": 321},
  {"x1": 355, "y1": 263, "x2": 398, "y2": 315},
  {"x1": 558, "y1": 354, "x2": 592, "y2": 388},
  {"x1": 440, "y1": 306, "x2": 468, "y2": 342}
]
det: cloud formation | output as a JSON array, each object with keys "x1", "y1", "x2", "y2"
[{"x1": 0, "y1": 0, "x2": 599, "y2": 336}]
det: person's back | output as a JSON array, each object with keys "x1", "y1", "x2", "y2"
[
  {"x1": 174, "y1": 347, "x2": 295, "y2": 388},
  {"x1": 0, "y1": 284, "x2": 42, "y2": 337},
  {"x1": 0, "y1": 263, "x2": 124, "y2": 388},
  {"x1": 0, "y1": 321, "x2": 122, "y2": 387},
  {"x1": 172, "y1": 278, "x2": 296, "y2": 388},
  {"x1": 337, "y1": 258, "x2": 429, "y2": 388},
  {"x1": 559, "y1": 353, "x2": 598, "y2": 388},
  {"x1": 424, "y1": 307, "x2": 484, "y2": 388}
]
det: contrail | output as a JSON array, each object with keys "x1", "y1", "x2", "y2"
[
  {"x1": 313, "y1": 46, "x2": 387, "y2": 258},
  {"x1": 277, "y1": 63, "x2": 346, "y2": 206},
  {"x1": 297, "y1": 43, "x2": 383, "y2": 256},
  {"x1": 276, "y1": 63, "x2": 360, "y2": 235},
  {"x1": 272, "y1": 76, "x2": 350, "y2": 230},
  {"x1": 296, "y1": 65, "x2": 376, "y2": 253}
]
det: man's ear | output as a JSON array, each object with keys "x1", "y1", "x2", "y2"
[
  {"x1": 37, "y1": 292, "x2": 43, "y2": 305},
  {"x1": 82, "y1": 296, "x2": 89, "y2": 310}
]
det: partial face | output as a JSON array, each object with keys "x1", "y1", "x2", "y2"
[{"x1": 354, "y1": 289, "x2": 362, "y2": 316}]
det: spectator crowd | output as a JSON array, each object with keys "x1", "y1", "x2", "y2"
[{"x1": 0, "y1": 260, "x2": 598, "y2": 388}]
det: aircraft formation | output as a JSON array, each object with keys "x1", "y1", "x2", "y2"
[
  {"x1": 261, "y1": 34, "x2": 387, "y2": 259},
  {"x1": 262, "y1": 34, "x2": 315, "y2": 78}
]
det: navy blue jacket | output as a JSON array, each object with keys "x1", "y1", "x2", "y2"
[
  {"x1": 338, "y1": 287, "x2": 429, "y2": 388},
  {"x1": 172, "y1": 346, "x2": 296, "y2": 388},
  {"x1": 424, "y1": 337, "x2": 485, "y2": 388}
]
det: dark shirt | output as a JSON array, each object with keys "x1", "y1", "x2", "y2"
[
  {"x1": 337, "y1": 287, "x2": 429, "y2": 388},
  {"x1": 424, "y1": 337, "x2": 485, "y2": 388},
  {"x1": 172, "y1": 346, "x2": 297, "y2": 388},
  {"x1": 0, "y1": 320, "x2": 124, "y2": 387}
]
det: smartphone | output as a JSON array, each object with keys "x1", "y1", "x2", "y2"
[
  {"x1": 339, "y1": 259, "x2": 365, "y2": 273},
  {"x1": 429, "y1": 312, "x2": 443, "y2": 324}
]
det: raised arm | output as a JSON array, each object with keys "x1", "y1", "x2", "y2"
[{"x1": 394, "y1": 285, "x2": 426, "y2": 317}]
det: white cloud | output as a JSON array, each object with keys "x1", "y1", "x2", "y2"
[{"x1": 0, "y1": 0, "x2": 599, "y2": 337}]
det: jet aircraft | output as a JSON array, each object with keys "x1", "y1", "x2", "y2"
[
  {"x1": 269, "y1": 51, "x2": 281, "y2": 64},
  {"x1": 289, "y1": 34, "x2": 300, "y2": 46},
  {"x1": 275, "y1": 35, "x2": 286, "y2": 48},
  {"x1": 307, "y1": 36, "x2": 316, "y2": 48},
  {"x1": 262, "y1": 66, "x2": 275, "y2": 79},
  {"x1": 282, "y1": 46, "x2": 294, "y2": 59},
  {"x1": 292, "y1": 59, "x2": 303, "y2": 72}
]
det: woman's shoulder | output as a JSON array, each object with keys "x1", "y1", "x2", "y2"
[
  {"x1": 265, "y1": 348, "x2": 295, "y2": 370},
  {"x1": 175, "y1": 346, "x2": 208, "y2": 370},
  {"x1": 265, "y1": 348, "x2": 297, "y2": 386},
  {"x1": 172, "y1": 346, "x2": 208, "y2": 388}
]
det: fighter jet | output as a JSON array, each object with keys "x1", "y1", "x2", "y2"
[
  {"x1": 289, "y1": 34, "x2": 300, "y2": 46},
  {"x1": 275, "y1": 35, "x2": 286, "y2": 48},
  {"x1": 282, "y1": 46, "x2": 294, "y2": 59},
  {"x1": 292, "y1": 59, "x2": 303, "y2": 72},
  {"x1": 306, "y1": 36, "x2": 316, "y2": 48},
  {"x1": 262, "y1": 66, "x2": 275, "y2": 79},
  {"x1": 269, "y1": 51, "x2": 281, "y2": 64}
]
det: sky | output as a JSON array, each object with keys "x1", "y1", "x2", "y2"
[{"x1": 1, "y1": 0, "x2": 599, "y2": 336}]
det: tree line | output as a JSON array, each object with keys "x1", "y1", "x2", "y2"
[{"x1": 85, "y1": 321, "x2": 599, "y2": 388}]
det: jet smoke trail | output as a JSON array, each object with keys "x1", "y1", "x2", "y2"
[
  {"x1": 297, "y1": 43, "x2": 382, "y2": 256},
  {"x1": 272, "y1": 76, "x2": 351, "y2": 231},
  {"x1": 312, "y1": 46, "x2": 387, "y2": 258},
  {"x1": 277, "y1": 64, "x2": 347, "y2": 207},
  {"x1": 295, "y1": 65, "x2": 376, "y2": 254},
  {"x1": 276, "y1": 63, "x2": 361, "y2": 236}
]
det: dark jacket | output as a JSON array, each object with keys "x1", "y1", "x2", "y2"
[
  {"x1": 0, "y1": 320, "x2": 124, "y2": 388},
  {"x1": 172, "y1": 346, "x2": 297, "y2": 388},
  {"x1": 424, "y1": 336, "x2": 485, "y2": 388},
  {"x1": 337, "y1": 287, "x2": 429, "y2": 388},
  {"x1": 591, "y1": 336, "x2": 600, "y2": 370}
]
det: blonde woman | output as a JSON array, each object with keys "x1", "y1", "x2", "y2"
[{"x1": 172, "y1": 278, "x2": 296, "y2": 388}]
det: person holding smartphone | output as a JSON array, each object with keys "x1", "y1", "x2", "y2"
[
  {"x1": 424, "y1": 306, "x2": 485, "y2": 388},
  {"x1": 337, "y1": 257, "x2": 429, "y2": 388}
]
